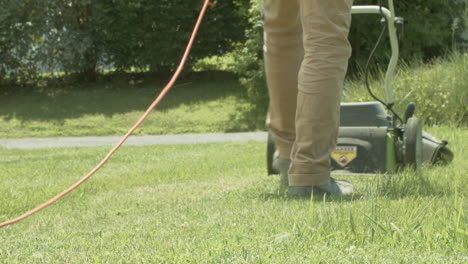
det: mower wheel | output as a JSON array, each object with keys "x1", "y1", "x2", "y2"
[
  {"x1": 267, "y1": 132, "x2": 278, "y2": 175},
  {"x1": 404, "y1": 117, "x2": 423, "y2": 169}
]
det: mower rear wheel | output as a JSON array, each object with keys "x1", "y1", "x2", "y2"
[
  {"x1": 404, "y1": 117, "x2": 423, "y2": 169},
  {"x1": 267, "y1": 132, "x2": 278, "y2": 175}
]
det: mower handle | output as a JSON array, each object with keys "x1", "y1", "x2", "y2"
[{"x1": 352, "y1": 0, "x2": 399, "y2": 107}]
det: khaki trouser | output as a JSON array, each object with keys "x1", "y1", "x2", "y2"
[{"x1": 264, "y1": 0, "x2": 353, "y2": 186}]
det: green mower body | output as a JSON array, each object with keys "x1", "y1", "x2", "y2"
[{"x1": 266, "y1": 101, "x2": 454, "y2": 175}]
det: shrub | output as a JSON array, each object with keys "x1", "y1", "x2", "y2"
[
  {"x1": 344, "y1": 52, "x2": 468, "y2": 126},
  {"x1": 227, "y1": 0, "x2": 267, "y2": 131},
  {"x1": 0, "y1": 0, "x2": 250, "y2": 84},
  {"x1": 394, "y1": 52, "x2": 467, "y2": 125},
  {"x1": 93, "y1": 0, "x2": 249, "y2": 74},
  {"x1": 0, "y1": 0, "x2": 43, "y2": 83}
]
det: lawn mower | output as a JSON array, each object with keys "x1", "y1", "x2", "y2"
[{"x1": 267, "y1": 0, "x2": 454, "y2": 175}]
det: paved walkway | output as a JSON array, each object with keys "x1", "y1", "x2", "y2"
[{"x1": 0, "y1": 132, "x2": 268, "y2": 149}]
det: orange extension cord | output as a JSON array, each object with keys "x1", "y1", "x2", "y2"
[{"x1": 0, "y1": 0, "x2": 214, "y2": 228}]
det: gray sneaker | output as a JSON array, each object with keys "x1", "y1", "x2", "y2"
[
  {"x1": 272, "y1": 151, "x2": 290, "y2": 187},
  {"x1": 313, "y1": 177, "x2": 354, "y2": 196}
]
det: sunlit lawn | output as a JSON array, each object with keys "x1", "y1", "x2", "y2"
[
  {"x1": 0, "y1": 72, "x2": 250, "y2": 138},
  {"x1": 0, "y1": 126, "x2": 466, "y2": 263}
]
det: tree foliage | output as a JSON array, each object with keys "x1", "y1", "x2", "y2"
[
  {"x1": 0, "y1": 0, "x2": 465, "y2": 86},
  {"x1": 350, "y1": 0, "x2": 466, "y2": 69},
  {"x1": 93, "y1": 0, "x2": 248, "y2": 75},
  {"x1": 0, "y1": 0, "x2": 42, "y2": 81},
  {"x1": 0, "y1": 0, "x2": 249, "y2": 84}
]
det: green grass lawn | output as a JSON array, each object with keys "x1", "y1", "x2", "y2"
[
  {"x1": 0, "y1": 126, "x2": 466, "y2": 263},
  {"x1": 0, "y1": 73, "x2": 251, "y2": 138},
  {"x1": 1, "y1": 53, "x2": 466, "y2": 139}
]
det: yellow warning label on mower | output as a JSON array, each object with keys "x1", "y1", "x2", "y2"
[{"x1": 331, "y1": 146, "x2": 357, "y2": 167}]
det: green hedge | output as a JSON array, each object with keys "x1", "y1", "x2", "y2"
[
  {"x1": 93, "y1": 0, "x2": 249, "y2": 74},
  {"x1": 0, "y1": 0, "x2": 249, "y2": 83},
  {"x1": 1, "y1": 0, "x2": 465, "y2": 86},
  {"x1": 0, "y1": 0, "x2": 43, "y2": 81}
]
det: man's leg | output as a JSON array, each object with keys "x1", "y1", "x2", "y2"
[
  {"x1": 288, "y1": 0, "x2": 353, "y2": 187},
  {"x1": 264, "y1": 0, "x2": 303, "y2": 161}
]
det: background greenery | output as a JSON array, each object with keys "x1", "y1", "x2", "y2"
[
  {"x1": 0, "y1": 0, "x2": 466, "y2": 132},
  {"x1": 228, "y1": 0, "x2": 467, "y2": 129},
  {"x1": 1, "y1": 0, "x2": 466, "y2": 84},
  {"x1": 349, "y1": 0, "x2": 466, "y2": 67},
  {"x1": 344, "y1": 52, "x2": 467, "y2": 126},
  {"x1": 0, "y1": 53, "x2": 466, "y2": 139},
  {"x1": 0, "y1": 0, "x2": 249, "y2": 82}
]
